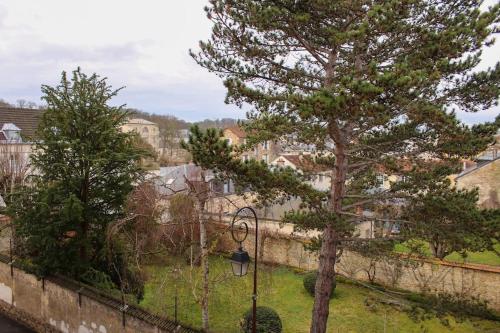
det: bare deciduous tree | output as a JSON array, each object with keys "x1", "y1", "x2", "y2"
[{"x1": 0, "y1": 143, "x2": 30, "y2": 200}]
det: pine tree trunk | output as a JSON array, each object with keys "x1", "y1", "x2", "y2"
[
  {"x1": 79, "y1": 170, "x2": 90, "y2": 266},
  {"x1": 311, "y1": 140, "x2": 347, "y2": 333},
  {"x1": 430, "y1": 242, "x2": 446, "y2": 260},
  {"x1": 198, "y1": 199, "x2": 210, "y2": 332},
  {"x1": 311, "y1": 225, "x2": 337, "y2": 333}
]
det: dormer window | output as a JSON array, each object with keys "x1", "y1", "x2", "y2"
[{"x1": 1, "y1": 123, "x2": 21, "y2": 143}]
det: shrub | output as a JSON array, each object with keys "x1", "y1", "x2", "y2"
[
  {"x1": 242, "y1": 306, "x2": 282, "y2": 333},
  {"x1": 303, "y1": 271, "x2": 336, "y2": 298},
  {"x1": 405, "y1": 292, "x2": 499, "y2": 322}
]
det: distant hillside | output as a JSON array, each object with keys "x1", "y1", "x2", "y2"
[
  {"x1": 128, "y1": 109, "x2": 190, "y2": 130},
  {"x1": 194, "y1": 118, "x2": 239, "y2": 130},
  {"x1": 127, "y1": 108, "x2": 240, "y2": 149},
  {"x1": 128, "y1": 108, "x2": 239, "y2": 130}
]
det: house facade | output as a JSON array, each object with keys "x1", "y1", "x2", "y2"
[
  {"x1": 121, "y1": 118, "x2": 160, "y2": 152},
  {"x1": 223, "y1": 125, "x2": 279, "y2": 164},
  {"x1": 271, "y1": 154, "x2": 332, "y2": 191},
  {"x1": 0, "y1": 107, "x2": 42, "y2": 185},
  {"x1": 453, "y1": 130, "x2": 500, "y2": 209},
  {"x1": 454, "y1": 158, "x2": 500, "y2": 209}
]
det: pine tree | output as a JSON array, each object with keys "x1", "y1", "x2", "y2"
[
  {"x1": 402, "y1": 180, "x2": 499, "y2": 260},
  {"x1": 8, "y1": 68, "x2": 147, "y2": 278},
  {"x1": 188, "y1": 1, "x2": 500, "y2": 331}
]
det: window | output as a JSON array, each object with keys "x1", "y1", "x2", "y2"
[
  {"x1": 242, "y1": 155, "x2": 249, "y2": 162},
  {"x1": 226, "y1": 138, "x2": 232, "y2": 145},
  {"x1": 254, "y1": 147, "x2": 258, "y2": 156},
  {"x1": 5, "y1": 130, "x2": 20, "y2": 142},
  {"x1": 142, "y1": 127, "x2": 149, "y2": 134},
  {"x1": 376, "y1": 174, "x2": 387, "y2": 187},
  {"x1": 319, "y1": 174, "x2": 324, "y2": 182},
  {"x1": 2, "y1": 123, "x2": 22, "y2": 142},
  {"x1": 263, "y1": 140, "x2": 269, "y2": 150},
  {"x1": 262, "y1": 154, "x2": 268, "y2": 163}
]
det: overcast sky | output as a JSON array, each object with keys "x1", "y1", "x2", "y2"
[{"x1": 0, "y1": 0, "x2": 498, "y2": 124}]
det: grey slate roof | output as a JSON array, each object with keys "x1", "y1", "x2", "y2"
[{"x1": 156, "y1": 164, "x2": 216, "y2": 194}]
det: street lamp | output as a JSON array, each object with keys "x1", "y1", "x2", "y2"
[
  {"x1": 230, "y1": 247, "x2": 250, "y2": 277},
  {"x1": 229, "y1": 207, "x2": 259, "y2": 333}
]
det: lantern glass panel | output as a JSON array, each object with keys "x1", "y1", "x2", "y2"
[{"x1": 231, "y1": 260, "x2": 249, "y2": 276}]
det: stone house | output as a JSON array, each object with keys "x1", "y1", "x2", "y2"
[
  {"x1": 270, "y1": 154, "x2": 332, "y2": 191},
  {"x1": 453, "y1": 131, "x2": 500, "y2": 208},
  {"x1": 0, "y1": 108, "x2": 41, "y2": 251},
  {"x1": 121, "y1": 118, "x2": 160, "y2": 152},
  {"x1": 223, "y1": 125, "x2": 279, "y2": 164},
  {"x1": 0, "y1": 107, "x2": 42, "y2": 184},
  {"x1": 455, "y1": 158, "x2": 500, "y2": 208}
]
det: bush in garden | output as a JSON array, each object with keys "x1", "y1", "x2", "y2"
[
  {"x1": 303, "y1": 271, "x2": 336, "y2": 298},
  {"x1": 241, "y1": 306, "x2": 282, "y2": 333}
]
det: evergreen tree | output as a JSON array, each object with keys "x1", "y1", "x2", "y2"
[
  {"x1": 188, "y1": 1, "x2": 500, "y2": 331},
  {"x1": 8, "y1": 68, "x2": 146, "y2": 278},
  {"x1": 402, "y1": 180, "x2": 499, "y2": 260}
]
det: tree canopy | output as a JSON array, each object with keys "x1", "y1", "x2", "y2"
[
  {"x1": 8, "y1": 68, "x2": 147, "y2": 278},
  {"x1": 188, "y1": 1, "x2": 500, "y2": 332},
  {"x1": 403, "y1": 181, "x2": 499, "y2": 259}
]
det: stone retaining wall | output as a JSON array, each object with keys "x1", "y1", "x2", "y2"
[
  {"x1": 0, "y1": 256, "x2": 199, "y2": 333},
  {"x1": 216, "y1": 225, "x2": 500, "y2": 311}
]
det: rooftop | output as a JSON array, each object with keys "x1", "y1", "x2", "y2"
[
  {"x1": 274, "y1": 154, "x2": 330, "y2": 173},
  {"x1": 224, "y1": 125, "x2": 246, "y2": 138},
  {"x1": 0, "y1": 107, "x2": 43, "y2": 139},
  {"x1": 456, "y1": 157, "x2": 499, "y2": 179},
  {"x1": 126, "y1": 118, "x2": 158, "y2": 126}
]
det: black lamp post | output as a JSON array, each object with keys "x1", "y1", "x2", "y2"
[{"x1": 229, "y1": 207, "x2": 258, "y2": 333}]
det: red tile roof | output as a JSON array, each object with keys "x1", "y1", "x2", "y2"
[
  {"x1": 224, "y1": 125, "x2": 246, "y2": 138},
  {"x1": 278, "y1": 154, "x2": 330, "y2": 173}
]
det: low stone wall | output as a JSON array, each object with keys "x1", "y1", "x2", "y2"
[
  {"x1": 0, "y1": 255, "x2": 199, "y2": 333},
  {"x1": 217, "y1": 225, "x2": 500, "y2": 311}
]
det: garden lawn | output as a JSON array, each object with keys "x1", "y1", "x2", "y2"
[
  {"x1": 394, "y1": 242, "x2": 500, "y2": 266},
  {"x1": 140, "y1": 256, "x2": 499, "y2": 333}
]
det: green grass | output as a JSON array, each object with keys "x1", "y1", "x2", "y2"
[
  {"x1": 394, "y1": 241, "x2": 500, "y2": 266},
  {"x1": 140, "y1": 256, "x2": 499, "y2": 333}
]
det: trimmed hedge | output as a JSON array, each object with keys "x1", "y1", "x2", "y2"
[
  {"x1": 242, "y1": 306, "x2": 282, "y2": 333},
  {"x1": 303, "y1": 271, "x2": 336, "y2": 298}
]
